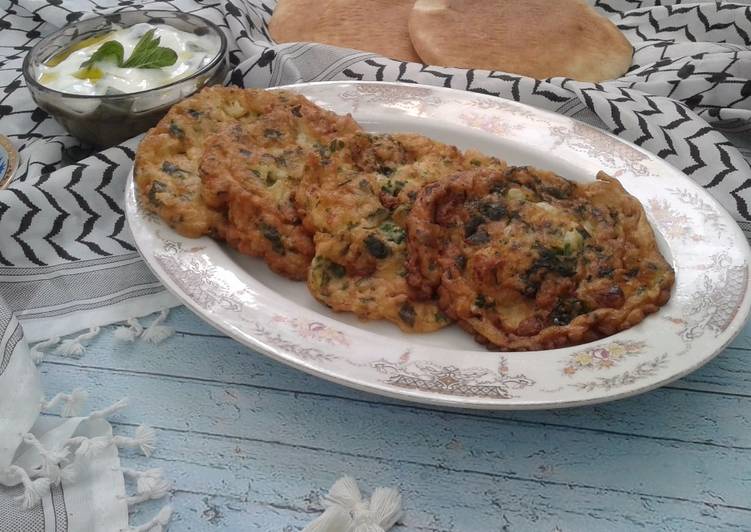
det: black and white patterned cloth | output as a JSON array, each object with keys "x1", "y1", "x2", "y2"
[{"x1": 0, "y1": 0, "x2": 750, "y2": 528}]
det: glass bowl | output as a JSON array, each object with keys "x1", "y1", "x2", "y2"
[{"x1": 22, "y1": 10, "x2": 228, "y2": 148}]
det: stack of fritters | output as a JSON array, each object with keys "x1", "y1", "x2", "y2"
[
  {"x1": 135, "y1": 87, "x2": 674, "y2": 350},
  {"x1": 135, "y1": 86, "x2": 361, "y2": 279}
]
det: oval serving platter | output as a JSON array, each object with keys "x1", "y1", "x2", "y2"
[{"x1": 125, "y1": 81, "x2": 751, "y2": 409}]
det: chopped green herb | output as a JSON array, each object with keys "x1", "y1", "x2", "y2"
[
  {"x1": 550, "y1": 298, "x2": 588, "y2": 325},
  {"x1": 260, "y1": 223, "x2": 285, "y2": 255},
  {"x1": 264, "y1": 128, "x2": 283, "y2": 140},
  {"x1": 328, "y1": 261, "x2": 346, "y2": 278},
  {"x1": 168, "y1": 122, "x2": 184, "y2": 139},
  {"x1": 148, "y1": 180, "x2": 166, "y2": 206},
  {"x1": 358, "y1": 179, "x2": 373, "y2": 193},
  {"x1": 474, "y1": 294, "x2": 495, "y2": 309},
  {"x1": 381, "y1": 179, "x2": 406, "y2": 197},
  {"x1": 161, "y1": 161, "x2": 185, "y2": 177},
  {"x1": 398, "y1": 303, "x2": 416, "y2": 327},
  {"x1": 364, "y1": 234, "x2": 390, "y2": 259},
  {"x1": 530, "y1": 245, "x2": 577, "y2": 277},
  {"x1": 466, "y1": 227, "x2": 490, "y2": 245},
  {"x1": 379, "y1": 221, "x2": 406, "y2": 244},
  {"x1": 464, "y1": 215, "x2": 485, "y2": 238},
  {"x1": 329, "y1": 139, "x2": 345, "y2": 152},
  {"x1": 478, "y1": 202, "x2": 506, "y2": 221}
]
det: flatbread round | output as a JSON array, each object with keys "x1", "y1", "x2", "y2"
[
  {"x1": 406, "y1": 166, "x2": 674, "y2": 350},
  {"x1": 269, "y1": 0, "x2": 421, "y2": 63},
  {"x1": 408, "y1": 0, "x2": 633, "y2": 81}
]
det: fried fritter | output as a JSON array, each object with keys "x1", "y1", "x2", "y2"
[
  {"x1": 134, "y1": 86, "x2": 358, "y2": 241},
  {"x1": 198, "y1": 103, "x2": 360, "y2": 280},
  {"x1": 406, "y1": 167, "x2": 674, "y2": 350},
  {"x1": 301, "y1": 132, "x2": 506, "y2": 332}
]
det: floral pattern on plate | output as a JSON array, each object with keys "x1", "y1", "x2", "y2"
[{"x1": 562, "y1": 341, "x2": 647, "y2": 376}]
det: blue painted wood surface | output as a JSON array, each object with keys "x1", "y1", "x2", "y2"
[{"x1": 39, "y1": 306, "x2": 751, "y2": 531}]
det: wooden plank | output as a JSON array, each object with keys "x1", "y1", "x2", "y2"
[
  {"x1": 38, "y1": 363, "x2": 751, "y2": 510},
  {"x1": 107, "y1": 421, "x2": 751, "y2": 531}
]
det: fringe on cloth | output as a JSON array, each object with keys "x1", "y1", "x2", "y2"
[
  {"x1": 11, "y1": 309, "x2": 177, "y2": 530},
  {"x1": 30, "y1": 309, "x2": 175, "y2": 364},
  {"x1": 17, "y1": 309, "x2": 403, "y2": 532},
  {"x1": 2, "y1": 399, "x2": 172, "y2": 530},
  {"x1": 114, "y1": 309, "x2": 174, "y2": 345}
]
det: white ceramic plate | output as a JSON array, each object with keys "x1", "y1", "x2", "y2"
[{"x1": 125, "y1": 81, "x2": 751, "y2": 409}]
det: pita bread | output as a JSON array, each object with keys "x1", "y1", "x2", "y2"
[
  {"x1": 408, "y1": 0, "x2": 633, "y2": 81},
  {"x1": 269, "y1": 0, "x2": 422, "y2": 63}
]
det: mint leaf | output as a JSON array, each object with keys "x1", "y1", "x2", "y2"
[
  {"x1": 122, "y1": 28, "x2": 177, "y2": 69},
  {"x1": 80, "y1": 40, "x2": 124, "y2": 69},
  {"x1": 80, "y1": 28, "x2": 177, "y2": 71}
]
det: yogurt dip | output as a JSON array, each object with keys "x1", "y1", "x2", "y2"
[{"x1": 37, "y1": 23, "x2": 221, "y2": 96}]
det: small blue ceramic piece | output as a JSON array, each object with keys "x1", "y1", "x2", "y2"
[{"x1": 0, "y1": 134, "x2": 18, "y2": 189}]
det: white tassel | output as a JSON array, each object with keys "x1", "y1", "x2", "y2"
[
  {"x1": 303, "y1": 477, "x2": 403, "y2": 532},
  {"x1": 326, "y1": 476, "x2": 364, "y2": 508},
  {"x1": 22, "y1": 434, "x2": 70, "y2": 465},
  {"x1": 119, "y1": 468, "x2": 171, "y2": 505},
  {"x1": 351, "y1": 488, "x2": 402, "y2": 532},
  {"x1": 114, "y1": 318, "x2": 144, "y2": 342},
  {"x1": 41, "y1": 388, "x2": 88, "y2": 417},
  {"x1": 124, "y1": 505, "x2": 174, "y2": 532},
  {"x1": 303, "y1": 506, "x2": 352, "y2": 532},
  {"x1": 29, "y1": 337, "x2": 60, "y2": 364},
  {"x1": 69, "y1": 436, "x2": 112, "y2": 459},
  {"x1": 22, "y1": 433, "x2": 71, "y2": 484},
  {"x1": 140, "y1": 309, "x2": 174, "y2": 345},
  {"x1": 364, "y1": 488, "x2": 402, "y2": 530},
  {"x1": 8, "y1": 466, "x2": 51, "y2": 509},
  {"x1": 54, "y1": 327, "x2": 101, "y2": 358},
  {"x1": 113, "y1": 425, "x2": 157, "y2": 457},
  {"x1": 89, "y1": 398, "x2": 129, "y2": 419}
]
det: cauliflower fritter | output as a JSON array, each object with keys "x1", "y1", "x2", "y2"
[
  {"x1": 135, "y1": 86, "x2": 291, "y2": 238},
  {"x1": 301, "y1": 132, "x2": 506, "y2": 332},
  {"x1": 135, "y1": 86, "x2": 359, "y2": 279},
  {"x1": 198, "y1": 102, "x2": 360, "y2": 280},
  {"x1": 406, "y1": 166, "x2": 674, "y2": 350}
]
